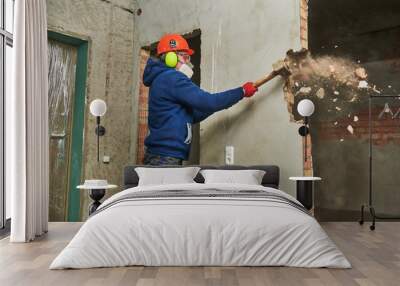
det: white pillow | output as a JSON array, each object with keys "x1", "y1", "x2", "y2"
[
  {"x1": 200, "y1": 169, "x2": 266, "y2": 185},
  {"x1": 135, "y1": 167, "x2": 201, "y2": 186}
]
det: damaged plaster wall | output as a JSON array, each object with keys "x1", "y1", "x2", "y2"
[
  {"x1": 131, "y1": 0, "x2": 303, "y2": 196},
  {"x1": 47, "y1": 0, "x2": 135, "y2": 220}
]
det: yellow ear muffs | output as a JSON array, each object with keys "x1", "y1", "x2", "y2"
[{"x1": 165, "y1": 51, "x2": 178, "y2": 68}]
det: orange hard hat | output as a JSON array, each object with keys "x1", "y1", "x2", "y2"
[{"x1": 157, "y1": 34, "x2": 194, "y2": 56}]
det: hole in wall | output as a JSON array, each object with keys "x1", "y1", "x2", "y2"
[{"x1": 308, "y1": 0, "x2": 400, "y2": 220}]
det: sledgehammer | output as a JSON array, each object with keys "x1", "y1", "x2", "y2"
[{"x1": 254, "y1": 59, "x2": 291, "y2": 88}]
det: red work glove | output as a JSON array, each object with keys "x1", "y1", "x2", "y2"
[{"x1": 242, "y1": 82, "x2": 258, "y2": 97}]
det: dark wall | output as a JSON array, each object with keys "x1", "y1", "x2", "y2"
[
  {"x1": 310, "y1": 1, "x2": 400, "y2": 57},
  {"x1": 185, "y1": 30, "x2": 201, "y2": 165},
  {"x1": 309, "y1": 0, "x2": 400, "y2": 220}
]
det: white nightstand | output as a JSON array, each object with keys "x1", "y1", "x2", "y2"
[
  {"x1": 289, "y1": 177, "x2": 322, "y2": 210},
  {"x1": 77, "y1": 180, "x2": 118, "y2": 215}
]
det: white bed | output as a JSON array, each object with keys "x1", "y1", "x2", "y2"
[{"x1": 50, "y1": 183, "x2": 351, "y2": 269}]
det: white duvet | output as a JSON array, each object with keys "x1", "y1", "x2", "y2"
[{"x1": 50, "y1": 183, "x2": 350, "y2": 269}]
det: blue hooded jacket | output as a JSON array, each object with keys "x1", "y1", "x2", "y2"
[{"x1": 143, "y1": 58, "x2": 244, "y2": 160}]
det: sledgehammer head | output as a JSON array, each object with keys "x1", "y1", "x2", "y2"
[{"x1": 272, "y1": 60, "x2": 291, "y2": 77}]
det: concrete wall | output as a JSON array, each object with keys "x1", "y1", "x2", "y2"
[
  {"x1": 132, "y1": 0, "x2": 303, "y2": 196},
  {"x1": 47, "y1": 0, "x2": 135, "y2": 219}
]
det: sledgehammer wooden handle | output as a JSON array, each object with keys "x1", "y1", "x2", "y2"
[
  {"x1": 254, "y1": 71, "x2": 279, "y2": 88},
  {"x1": 254, "y1": 59, "x2": 291, "y2": 88}
]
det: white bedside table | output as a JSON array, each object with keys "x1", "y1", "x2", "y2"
[
  {"x1": 77, "y1": 180, "x2": 118, "y2": 215},
  {"x1": 289, "y1": 177, "x2": 322, "y2": 210}
]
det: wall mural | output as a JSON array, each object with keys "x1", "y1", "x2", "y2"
[{"x1": 46, "y1": 0, "x2": 400, "y2": 221}]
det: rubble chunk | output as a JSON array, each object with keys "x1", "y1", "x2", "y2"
[
  {"x1": 299, "y1": 87, "x2": 312, "y2": 94},
  {"x1": 347, "y1": 125, "x2": 354, "y2": 134},
  {"x1": 372, "y1": 85, "x2": 381, "y2": 94},
  {"x1": 297, "y1": 86, "x2": 311, "y2": 94},
  {"x1": 355, "y1": 67, "x2": 367, "y2": 79},
  {"x1": 316, "y1": 88, "x2": 325, "y2": 99},
  {"x1": 358, "y1": 81, "x2": 368, "y2": 89}
]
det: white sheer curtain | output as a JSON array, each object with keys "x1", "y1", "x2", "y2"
[{"x1": 7, "y1": 0, "x2": 49, "y2": 242}]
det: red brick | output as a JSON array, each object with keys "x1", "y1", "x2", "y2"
[{"x1": 136, "y1": 49, "x2": 151, "y2": 164}]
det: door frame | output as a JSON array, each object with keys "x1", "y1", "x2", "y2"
[{"x1": 48, "y1": 31, "x2": 88, "y2": 222}]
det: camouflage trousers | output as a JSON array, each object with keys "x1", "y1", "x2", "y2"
[{"x1": 143, "y1": 152, "x2": 183, "y2": 166}]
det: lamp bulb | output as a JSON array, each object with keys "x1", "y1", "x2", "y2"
[
  {"x1": 297, "y1": 99, "x2": 315, "y2": 117},
  {"x1": 90, "y1": 99, "x2": 107, "y2": 117}
]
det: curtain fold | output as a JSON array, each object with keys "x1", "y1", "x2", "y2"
[{"x1": 8, "y1": 0, "x2": 49, "y2": 242}]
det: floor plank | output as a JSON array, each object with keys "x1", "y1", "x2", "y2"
[{"x1": 0, "y1": 222, "x2": 399, "y2": 286}]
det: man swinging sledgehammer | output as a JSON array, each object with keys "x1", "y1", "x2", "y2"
[{"x1": 142, "y1": 34, "x2": 258, "y2": 166}]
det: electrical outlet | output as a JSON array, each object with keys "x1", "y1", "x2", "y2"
[
  {"x1": 103, "y1": 155, "x2": 110, "y2": 164},
  {"x1": 225, "y1": 146, "x2": 234, "y2": 165}
]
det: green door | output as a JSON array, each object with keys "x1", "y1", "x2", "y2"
[
  {"x1": 48, "y1": 40, "x2": 78, "y2": 221},
  {"x1": 47, "y1": 32, "x2": 88, "y2": 221}
]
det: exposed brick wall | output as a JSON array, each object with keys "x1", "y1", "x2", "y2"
[
  {"x1": 318, "y1": 107, "x2": 400, "y2": 146},
  {"x1": 300, "y1": 0, "x2": 313, "y2": 175},
  {"x1": 300, "y1": 0, "x2": 308, "y2": 50},
  {"x1": 136, "y1": 49, "x2": 150, "y2": 164},
  {"x1": 303, "y1": 134, "x2": 313, "y2": 176}
]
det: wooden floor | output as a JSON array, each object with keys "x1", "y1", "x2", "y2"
[{"x1": 0, "y1": 222, "x2": 399, "y2": 286}]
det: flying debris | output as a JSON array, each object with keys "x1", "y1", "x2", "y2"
[
  {"x1": 299, "y1": 87, "x2": 312, "y2": 94},
  {"x1": 316, "y1": 88, "x2": 325, "y2": 99},
  {"x1": 355, "y1": 68, "x2": 367, "y2": 79},
  {"x1": 358, "y1": 81, "x2": 368, "y2": 89},
  {"x1": 347, "y1": 125, "x2": 354, "y2": 134}
]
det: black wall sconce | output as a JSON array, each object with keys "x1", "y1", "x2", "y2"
[
  {"x1": 89, "y1": 99, "x2": 107, "y2": 162},
  {"x1": 297, "y1": 99, "x2": 315, "y2": 166}
]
